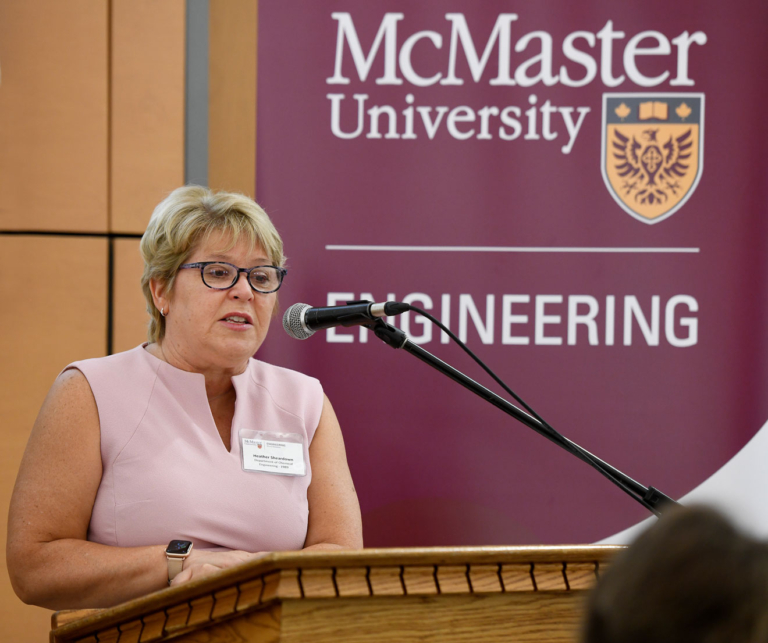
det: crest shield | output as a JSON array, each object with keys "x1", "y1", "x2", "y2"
[{"x1": 602, "y1": 93, "x2": 704, "y2": 224}]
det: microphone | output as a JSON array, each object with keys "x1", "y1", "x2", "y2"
[{"x1": 282, "y1": 300, "x2": 410, "y2": 340}]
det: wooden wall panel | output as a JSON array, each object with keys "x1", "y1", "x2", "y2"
[
  {"x1": 110, "y1": 0, "x2": 186, "y2": 233},
  {"x1": 0, "y1": 1, "x2": 108, "y2": 232},
  {"x1": 209, "y1": 0, "x2": 257, "y2": 197},
  {"x1": 1, "y1": 2, "x2": 187, "y2": 639},
  {"x1": 113, "y1": 238, "x2": 150, "y2": 353},
  {"x1": 0, "y1": 236, "x2": 108, "y2": 642}
]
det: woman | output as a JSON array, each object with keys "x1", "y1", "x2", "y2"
[{"x1": 7, "y1": 186, "x2": 363, "y2": 610}]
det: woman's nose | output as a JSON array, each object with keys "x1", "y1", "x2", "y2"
[{"x1": 230, "y1": 272, "x2": 253, "y2": 299}]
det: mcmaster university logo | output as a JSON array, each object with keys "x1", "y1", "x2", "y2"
[{"x1": 602, "y1": 93, "x2": 704, "y2": 224}]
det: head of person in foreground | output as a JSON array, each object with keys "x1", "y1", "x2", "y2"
[{"x1": 582, "y1": 505, "x2": 768, "y2": 643}]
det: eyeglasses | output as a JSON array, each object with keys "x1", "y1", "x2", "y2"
[{"x1": 179, "y1": 262, "x2": 287, "y2": 293}]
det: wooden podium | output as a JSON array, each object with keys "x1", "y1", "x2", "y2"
[{"x1": 50, "y1": 546, "x2": 621, "y2": 643}]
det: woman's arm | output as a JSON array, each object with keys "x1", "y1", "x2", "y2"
[
  {"x1": 7, "y1": 369, "x2": 252, "y2": 609},
  {"x1": 303, "y1": 395, "x2": 363, "y2": 551}
]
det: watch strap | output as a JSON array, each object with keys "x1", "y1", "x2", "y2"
[
  {"x1": 166, "y1": 540, "x2": 193, "y2": 583},
  {"x1": 167, "y1": 555, "x2": 185, "y2": 582}
]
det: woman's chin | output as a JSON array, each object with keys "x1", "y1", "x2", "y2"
[{"x1": 214, "y1": 335, "x2": 265, "y2": 363}]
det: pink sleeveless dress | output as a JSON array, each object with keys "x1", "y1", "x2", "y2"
[{"x1": 67, "y1": 344, "x2": 323, "y2": 552}]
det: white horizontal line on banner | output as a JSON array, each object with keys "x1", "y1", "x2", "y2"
[{"x1": 325, "y1": 245, "x2": 700, "y2": 254}]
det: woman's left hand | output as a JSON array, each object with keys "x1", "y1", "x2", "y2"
[{"x1": 170, "y1": 550, "x2": 266, "y2": 587}]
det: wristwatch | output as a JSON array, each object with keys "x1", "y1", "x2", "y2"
[{"x1": 166, "y1": 539, "x2": 194, "y2": 583}]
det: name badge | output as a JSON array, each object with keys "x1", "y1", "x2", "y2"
[{"x1": 239, "y1": 430, "x2": 306, "y2": 476}]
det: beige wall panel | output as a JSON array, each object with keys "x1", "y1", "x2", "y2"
[
  {"x1": 111, "y1": 0, "x2": 186, "y2": 233},
  {"x1": 0, "y1": 235, "x2": 108, "y2": 642},
  {"x1": 0, "y1": 1, "x2": 108, "y2": 232},
  {"x1": 209, "y1": 0, "x2": 257, "y2": 197},
  {"x1": 113, "y1": 238, "x2": 150, "y2": 353}
]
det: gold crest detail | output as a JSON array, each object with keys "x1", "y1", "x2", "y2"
[{"x1": 602, "y1": 94, "x2": 704, "y2": 224}]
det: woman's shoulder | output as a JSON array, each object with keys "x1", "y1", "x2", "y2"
[
  {"x1": 247, "y1": 359, "x2": 324, "y2": 411},
  {"x1": 248, "y1": 359, "x2": 321, "y2": 388},
  {"x1": 49, "y1": 366, "x2": 96, "y2": 405},
  {"x1": 65, "y1": 345, "x2": 159, "y2": 380},
  {"x1": 63, "y1": 345, "x2": 161, "y2": 415}
]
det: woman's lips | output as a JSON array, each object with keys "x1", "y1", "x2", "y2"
[
  {"x1": 220, "y1": 321, "x2": 252, "y2": 331},
  {"x1": 220, "y1": 312, "x2": 254, "y2": 330},
  {"x1": 221, "y1": 312, "x2": 253, "y2": 323}
]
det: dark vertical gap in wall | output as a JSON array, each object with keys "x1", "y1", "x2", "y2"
[
  {"x1": 185, "y1": 0, "x2": 209, "y2": 185},
  {"x1": 106, "y1": 0, "x2": 114, "y2": 355},
  {"x1": 107, "y1": 236, "x2": 115, "y2": 355}
]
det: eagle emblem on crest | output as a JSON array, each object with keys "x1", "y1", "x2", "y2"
[{"x1": 602, "y1": 94, "x2": 704, "y2": 224}]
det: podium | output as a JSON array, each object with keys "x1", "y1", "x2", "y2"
[{"x1": 50, "y1": 545, "x2": 621, "y2": 643}]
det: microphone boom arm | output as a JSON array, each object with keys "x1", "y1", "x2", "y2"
[{"x1": 367, "y1": 318, "x2": 678, "y2": 517}]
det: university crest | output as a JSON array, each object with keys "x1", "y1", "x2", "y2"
[{"x1": 602, "y1": 93, "x2": 704, "y2": 224}]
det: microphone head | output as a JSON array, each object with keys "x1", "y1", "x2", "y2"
[{"x1": 282, "y1": 303, "x2": 314, "y2": 340}]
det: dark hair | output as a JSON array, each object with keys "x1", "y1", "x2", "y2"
[{"x1": 582, "y1": 506, "x2": 768, "y2": 643}]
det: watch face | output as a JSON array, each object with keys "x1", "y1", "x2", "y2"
[{"x1": 166, "y1": 540, "x2": 193, "y2": 555}]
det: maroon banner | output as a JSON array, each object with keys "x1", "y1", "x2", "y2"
[{"x1": 256, "y1": 0, "x2": 768, "y2": 544}]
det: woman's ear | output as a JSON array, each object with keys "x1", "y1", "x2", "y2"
[{"x1": 149, "y1": 278, "x2": 170, "y2": 316}]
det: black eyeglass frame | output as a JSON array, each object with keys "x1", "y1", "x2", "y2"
[{"x1": 179, "y1": 262, "x2": 287, "y2": 293}]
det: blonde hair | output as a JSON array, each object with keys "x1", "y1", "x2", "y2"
[{"x1": 140, "y1": 185, "x2": 285, "y2": 343}]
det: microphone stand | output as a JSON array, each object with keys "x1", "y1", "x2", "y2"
[{"x1": 366, "y1": 318, "x2": 678, "y2": 517}]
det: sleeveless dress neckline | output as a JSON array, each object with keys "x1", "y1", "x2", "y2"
[
  {"x1": 138, "y1": 343, "x2": 252, "y2": 452},
  {"x1": 67, "y1": 345, "x2": 324, "y2": 551}
]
